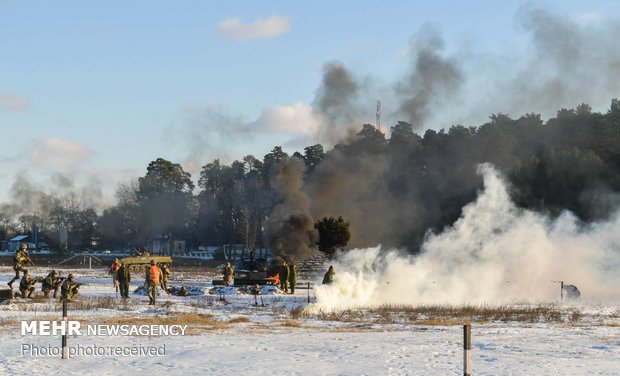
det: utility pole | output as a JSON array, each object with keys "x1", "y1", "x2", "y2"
[{"x1": 376, "y1": 99, "x2": 382, "y2": 131}]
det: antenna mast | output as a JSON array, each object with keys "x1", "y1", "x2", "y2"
[{"x1": 376, "y1": 99, "x2": 381, "y2": 131}]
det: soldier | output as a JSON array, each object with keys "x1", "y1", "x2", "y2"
[
  {"x1": 288, "y1": 262, "x2": 297, "y2": 294},
  {"x1": 144, "y1": 260, "x2": 161, "y2": 305},
  {"x1": 223, "y1": 262, "x2": 234, "y2": 287},
  {"x1": 109, "y1": 258, "x2": 121, "y2": 289},
  {"x1": 61, "y1": 274, "x2": 83, "y2": 302},
  {"x1": 8, "y1": 243, "x2": 30, "y2": 289},
  {"x1": 117, "y1": 263, "x2": 131, "y2": 299},
  {"x1": 160, "y1": 264, "x2": 171, "y2": 293},
  {"x1": 41, "y1": 270, "x2": 62, "y2": 299},
  {"x1": 279, "y1": 261, "x2": 289, "y2": 293},
  {"x1": 19, "y1": 272, "x2": 42, "y2": 298},
  {"x1": 322, "y1": 265, "x2": 335, "y2": 285}
]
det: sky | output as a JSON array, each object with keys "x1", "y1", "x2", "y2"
[{"x1": 1, "y1": 0, "x2": 620, "y2": 211}]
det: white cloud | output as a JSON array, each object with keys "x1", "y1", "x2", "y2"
[
  {"x1": 0, "y1": 88, "x2": 30, "y2": 110},
  {"x1": 216, "y1": 15, "x2": 290, "y2": 41},
  {"x1": 572, "y1": 11, "x2": 603, "y2": 26},
  {"x1": 254, "y1": 102, "x2": 326, "y2": 135},
  {"x1": 29, "y1": 137, "x2": 94, "y2": 174}
]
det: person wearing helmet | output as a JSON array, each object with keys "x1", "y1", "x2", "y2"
[
  {"x1": 223, "y1": 262, "x2": 234, "y2": 287},
  {"x1": 8, "y1": 243, "x2": 30, "y2": 289},
  {"x1": 19, "y1": 271, "x2": 42, "y2": 298},
  {"x1": 42, "y1": 270, "x2": 62, "y2": 299},
  {"x1": 61, "y1": 273, "x2": 82, "y2": 302},
  {"x1": 117, "y1": 263, "x2": 131, "y2": 299},
  {"x1": 144, "y1": 260, "x2": 162, "y2": 305}
]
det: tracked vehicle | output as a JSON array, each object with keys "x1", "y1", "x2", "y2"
[
  {"x1": 212, "y1": 259, "x2": 279, "y2": 286},
  {"x1": 120, "y1": 252, "x2": 172, "y2": 271}
]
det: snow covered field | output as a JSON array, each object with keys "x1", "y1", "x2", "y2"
[{"x1": 1, "y1": 267, "x2": 620, "y2": 375}]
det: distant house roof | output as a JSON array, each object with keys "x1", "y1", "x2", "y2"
[{"x1": 9, "y1": 235, "x2": 30, "y2": 242}]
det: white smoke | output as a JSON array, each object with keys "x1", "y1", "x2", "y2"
[{"x1": 315, "y1": 164, "x2": 620, "y2": 309}]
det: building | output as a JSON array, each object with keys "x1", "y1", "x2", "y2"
[{"x1": 146, "y1": 234, "x2": 186, "y2": 256}]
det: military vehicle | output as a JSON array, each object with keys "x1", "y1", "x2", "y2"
[
  {"x1": 212, "y1": 258, "x2": 279, "y2": 286},
  {"x1": 120, "y1": 252, "x2": 172, "y2": 271}
]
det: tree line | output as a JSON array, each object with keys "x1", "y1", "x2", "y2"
[{"x1": 3, "y1": 99, "x2": 620, "y2": 257}]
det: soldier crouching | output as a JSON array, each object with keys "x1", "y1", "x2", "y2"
[
  {"x1": 19, "y1": 272, "x2": 43, "y2": 298},
  {"x1": 42, "y1": 270, "x2": 62, "y2": 299},
  {"x1": 61, "y1": 274, "x2": 82, "y2": 302}
]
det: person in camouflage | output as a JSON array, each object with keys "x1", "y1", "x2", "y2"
[
  {"x1": 223, "y1": 262, "x2": 234, "y2": 286},
  {"x1": 144, "y1": 260, "x2": 161, "y2": 305},
  {"x1": 41, "y1": 270, "x2": 63, "y2": 299},
  {"x1": 117, "y1": 263, "x2": 131, "y2": 299},
  {"x1": 288, "y1": 262, "x2": 297, "y2": 294},
  {"x1": 279, "y1": 261, "x2": 289, "y2": 293},
  {"x1": 160, "y1": 264, "x2": 171, "y2": 294},
  {"x1": 19, "y1": 272, "x2": 43, "y2": 298},
  {"x1": 109, "y1": 258, "x2": 121, "y2": 289},
  {"x1": 322, "y1": 265, "x2": 335, "y2": 285},
  {"x1": 61, "y1": 274, "x2": 82, "y2": 302},
  {"x1": 8, "y1": 243, "x2": 30, "y2": 289}
]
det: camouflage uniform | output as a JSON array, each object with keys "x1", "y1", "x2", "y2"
[
  {"x1": 160, "y1": 264, "x2": 171, "y2": 293},
  {"x1": 8, "y1": 245, "x2": 30, "y2": 289},
  {"x1": 223, "y1": 262, "x2": 234, "y2": 286},
  {"x1": 144, "y1": 261, "x2": 161, "y2": 305},
  {"x1": 279, "y1": 262, "x2": 289, "y2": 293},
  {"x1": 117, "y1": 264, "x2": 131, "y2": 298},
  {"x1": 288, "y1": 264, "x2": 297, "y2": 294},
  {"x1": 61, "y1": 275, "x2": 82, "y2": 302},
  {"x1": 19, "y1": 273, "x2": 42, "y2": 298},
  {"x1": 41, "y1": 270, "x2": 62, "y2": 298},
  {"x1": 322, "y1": 265, "x2": 335, "y2": 285},
  {"x1": 109, "y1": 259, "x2": 121, "y2": 288}
]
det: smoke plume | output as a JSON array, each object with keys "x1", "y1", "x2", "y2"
[
  {"x1": 394, "y1": 26, "x2": 463, "y2": 128},
  {"x1": 315, "y1": 164, "x2": 620, "y2": 308},
  {"x1": 267, "y1": 157, "x2": 319, "y2": 261}
]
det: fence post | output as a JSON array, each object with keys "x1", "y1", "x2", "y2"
[
  {"x1": 307, "y1": 282, "x2": 310, "y2": 304},
  {"x1": 62, "y1": 299, "x2": 68, "y2": 359},
  {"x1": 463, "y1": 324, "x2": 471, "y2": 376}
]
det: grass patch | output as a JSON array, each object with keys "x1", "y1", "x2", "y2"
[
  {"x1": 227, "y1": 316, "x2": 250, "y2": 324},
  {"x1": 298, "y1": 304, "x2": 585, "y2": 325}
]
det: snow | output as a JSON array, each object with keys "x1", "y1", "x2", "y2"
[{"x1": 1, "y1": 266, "x2": 620, "y2": 375}]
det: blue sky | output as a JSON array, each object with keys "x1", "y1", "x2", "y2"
[{"x1": 1, "y1": 0, "x2": 620, "y2": 210}]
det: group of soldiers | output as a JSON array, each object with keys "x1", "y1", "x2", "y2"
[
  {"x1": 109, "y1": 257, "x2": 171, "y2": 305},
  {"x1": 7, "y1": 244, "x2": 83, "y2": 301},
  {"x1": 7, "y1": 243, "x2": 334, "y2": 304},
  {"x1": 277, "y1": 260, "x2": 297, "y2": 294}
]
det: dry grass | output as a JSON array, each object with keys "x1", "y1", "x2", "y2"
[
  {"x1": 296, "y1": 304, "x2": 585, "y2": 325},
  {"x1": 227, "y1": 316, "x2": 250, "y2": 324},
  {"x1": 279, "y1": 319, "x2": 303, "y2": 328}
]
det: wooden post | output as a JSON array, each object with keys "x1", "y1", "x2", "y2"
[
  {"x1": 89, "y1": 256, "x2": 92, "y2": 270},
  {"x1": 464, "y1": 324, "x2": 471, "y2": 376},
  {"x1": 307, "y1": 281, "x2": 310, "y2": 304},
  {"x1": 560, "y1": 281, "x2": 564, "y2": 304},
  {"x1": 62, "y1": 299, "x2": 68, "y2": 359}
]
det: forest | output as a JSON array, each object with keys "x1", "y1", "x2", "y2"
[{"x1": 3, "y1": 99, "x2": 620, "y2": 259}]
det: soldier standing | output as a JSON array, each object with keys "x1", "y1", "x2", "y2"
[
  {"x1": 160, "y1": 264, "x2": 171, "y2": 293},
  {"x1": 19, "y1": 272, "x2": 42, "y2": 298},
  {"x1": 288, "y1": 262, "x2": 297, "y2": 294},
  {"x1": 109, "y1": 258, "x2": 121, "y2": 289},
  {"x1": 279, "y1": 261, "x2": 289, "y2": 293},
  {"x1": 144, "y1": 260, "x2": 161, "y2": 305},
  {"x1": 8, "y1": 243, "x2": 30, "y2": 289},
  {"x1": 41, "y1": 270, "x2": 62, "y2": 299},
  {"x1": 61, "y1": 274, "x2": 82, "y2": 302},
  {"x1": 322, "y1": 265, "x2": 335, "y2": 285},
  {"x1": 117, "y1": 263, "x2": 131, "y2": 299},
  {"x1": 223, "y1": 262, "x2": 234, "y2": 287}
]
